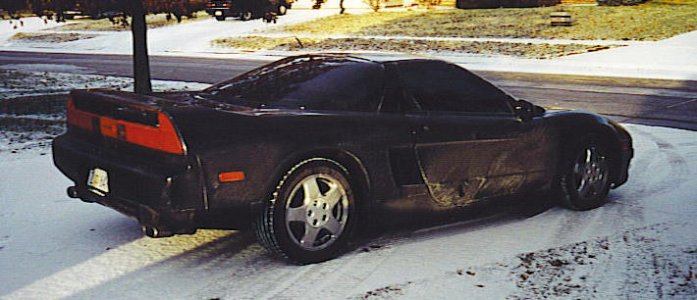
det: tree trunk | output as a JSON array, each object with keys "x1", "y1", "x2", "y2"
[
  {"x1": 339, "y1": 0, "x2": 345, "y2": 14},
  {"x1": 130, "y1": 1, "x2": 152, "y2": 94}
]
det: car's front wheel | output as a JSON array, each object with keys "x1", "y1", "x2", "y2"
[
  {"x1": 255, "y1": 158, "x2": 357, "y2": 264},
  {"x1": 558, "y1": 139, "x2": 611, "y2": 210}
]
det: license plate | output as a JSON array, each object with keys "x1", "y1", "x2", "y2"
[
  {"x1": 215, "y1": 11, "x2": 223, "y2": 16},
  {"x1": 87, "y1": 168, "x2": 109, "y2": 195}
]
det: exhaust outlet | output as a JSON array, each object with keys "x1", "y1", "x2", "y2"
[
  {"x1": 67, "y1": 186, "x2": 79, "y2": 198},
  {"x1": 141, "y1": 226, "x2": 173, "y2": 238}
]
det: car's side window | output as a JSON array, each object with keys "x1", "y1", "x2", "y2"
[
  {"x1": 378, "y1": 63, "x2": 420, "y2": 114},
  {"x1": 397, "y1": 61, "x2": 514, "y2": 114}
]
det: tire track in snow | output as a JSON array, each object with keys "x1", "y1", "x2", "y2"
[
  {"x1": 257, "y1": 242, "x2": 401, "y2": 299},
  {"x1": 621, "y1": 125, "x2": 689, "y2": 199},
  {"x1": 211, "y1": 236, "x2": 406, "y2": 299}
]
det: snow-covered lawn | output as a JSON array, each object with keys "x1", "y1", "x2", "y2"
[{"x1": 1, "y1": 111, "x2": 696, "y2": 297}]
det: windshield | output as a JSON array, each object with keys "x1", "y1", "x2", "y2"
[{"x1": 204, "y1": 55, "x2": 384, "y2": 112}]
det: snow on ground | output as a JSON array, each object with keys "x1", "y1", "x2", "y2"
[{"x1": 1, "y1": 120, "x2": 696, "y2": 298}]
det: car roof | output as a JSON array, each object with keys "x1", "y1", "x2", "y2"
[{"x1": 302, "y1": 52, "x2": 436, "y2": 64}]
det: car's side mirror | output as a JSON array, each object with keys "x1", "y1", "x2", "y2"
[{"x1": 512, "y1": 99, "x2": 545, "y2": 121}]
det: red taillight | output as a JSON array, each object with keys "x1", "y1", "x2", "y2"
[
  {"x1": 67, "y1": 96, "x2": 185, "y2": 155},
  {"x1": 222, "y1": 3, "x2": 231, "y2": 6},
  {"x1": 67, "y1": 96, "x2": 93, "y2": 131}
]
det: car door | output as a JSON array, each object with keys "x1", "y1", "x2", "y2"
[{"x1": 395, "y1": 60, "x2": 532, "y2": 207}]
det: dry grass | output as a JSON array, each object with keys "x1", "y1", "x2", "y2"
[
  {"x1": 212, "y1": 35, "x2": 620, "y2": 59},
  {"x1": 11, "y1": 32, "x2": 97, "y2": 43},
  {"x1": 280, "y1": 0, "x2": 697, "y2": 41},
  {"x1": 53, "y1": 11, "x2": 207, "y2": 32},
  {"x1": 212, "y1": 36, "x2": 322, "y2": 50},
  {"x1": 278, "y1": 11, "x2": 428, "y2": 36}
]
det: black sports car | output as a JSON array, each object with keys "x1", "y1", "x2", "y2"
[{"x1": 53, "y1": 53, "x2": 633, "y2": 263}]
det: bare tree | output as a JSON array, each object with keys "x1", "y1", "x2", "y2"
[{"x1": 31, "y1": 0, "x2": 200, "y2": 94}]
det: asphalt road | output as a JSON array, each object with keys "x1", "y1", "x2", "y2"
[{"x1": 2, "y1": 50, "x2": 696, "y2": 130}]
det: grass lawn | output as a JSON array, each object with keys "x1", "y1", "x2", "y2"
[
  {"x1": 212, "y1": 35, "x2": 618, "y2": 58},
  {"x1": 11, "y1": 32, "x2": 97, "y2": 43},
  {"x1": 53, "y1": 11, "x2": 208, "y2": 32},
  {"x1": 279, "y1": 0, "x2": 697, "y2": 41}
]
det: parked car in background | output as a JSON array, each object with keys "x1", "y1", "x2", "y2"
[
  {"x1": 53, "y1": 53, "x2": 633, "y2": 264},
  {"x1": 206, "y1": 0, "x2": 291, "y2": 21}
]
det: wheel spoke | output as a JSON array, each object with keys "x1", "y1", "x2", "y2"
[
  {"x1": 302, "y1": 176, "x2": 321, "y2": 201},
  {"x1": 322, "y1": 214, "x2": 342, "y2": 235},
  {"x1": 585, "y1": 148, "x2": 592, "y2": 163},
  {"x1": 286, "y1": 205, "x2": 307, "y2": 222},
  {"x1": 300, "y1": 225, "x2": 320, "y2": 246},
  {"x1": 578, "y1": 178, "x2": 591, "y2": 197},
  {"x1": 324, "y1": 183, "x2": 344, "y2": 208}
]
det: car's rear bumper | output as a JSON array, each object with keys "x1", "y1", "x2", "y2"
[
  {"x1": 67, "y1": 185, "x2": 196, "y2": 237},
  {"x1": 52, "y1": 133, "x2": 205, "y2": 236}
]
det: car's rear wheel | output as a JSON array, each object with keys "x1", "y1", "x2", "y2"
[
  {"x1": 240, "y1": 11, "x2": 253, "y2": 21},
  {"x1": 255, "y1": 158, "x2": 357, "y2": 264},
  {"x1": 558, "y1": 139, "x2": 611, "y2": 210}
]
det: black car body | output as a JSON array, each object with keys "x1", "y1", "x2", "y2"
[
  {"x1": 53, "y1": 54, "x2": 633, "y2": 263},
  {"x1": 206, "y1": 0, "x2": 291, "y2": 21}
]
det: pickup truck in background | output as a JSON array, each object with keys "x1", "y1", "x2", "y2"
[{"x1": 205, "y1": 0, "x2": 292, "y2": 21}]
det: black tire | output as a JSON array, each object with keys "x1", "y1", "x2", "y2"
[
  {"x1": 215, "y1": 16, "x2": 225, "y2": 21},
  {"x1": 239, "y1": 11, "x2": 253, "y2": 21},
  {"x1": 277, "y1": 5, "x2": 288, "y2": 15},
  {"x1": 255, "y1": 158, "x2": 358, "y2": 264},
  {"x1": 558, "y1": 138, "x2": 611, "y2": 210}
]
